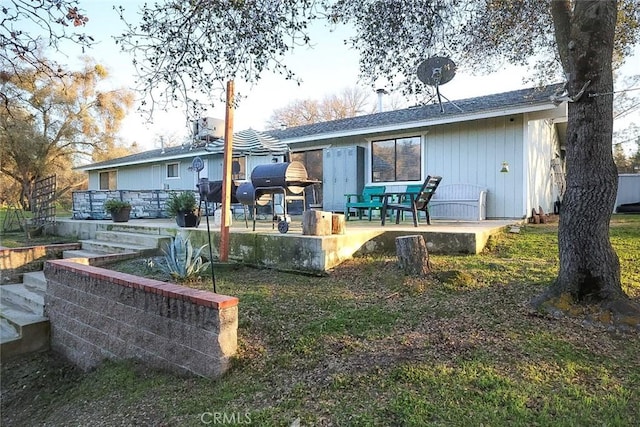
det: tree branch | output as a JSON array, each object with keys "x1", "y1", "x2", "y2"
[{"x1": 550, "y1": 0, "x2": 573, "y2": 74}]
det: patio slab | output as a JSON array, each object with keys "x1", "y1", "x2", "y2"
[{"x1": 54, "y1": 217, "x2": 519, "y2": 274}]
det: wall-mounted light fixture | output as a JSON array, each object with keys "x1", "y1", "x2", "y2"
[{"x1": 500, "y1": 161, "x2": 510, "y2": 173}]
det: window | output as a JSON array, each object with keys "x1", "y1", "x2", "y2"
[
  {"x1": 290, "y1": 149, "x2": 323, "y2": 206},
  {"x1": 291, "y1": 150, "x2": 323, "y2": 181},
  {"x1": 167, "y1": 162, "x2": 180, "y2": 178},
  {"x1": 99, "y1": 171, "x2": 117, "y2": 190},
  {"x1": 232, "y1": 156, "x2": 246, "y2": 180},
  {"x1": 371, "y1": 136, "x2": 421, "y2": 182}
]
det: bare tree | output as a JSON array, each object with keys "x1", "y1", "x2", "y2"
[
  {"x1": 0, "y1": 0, "x2": 93, "y2": 74},
  {"x1": 266, "y1": 86, "x2": 373, "y2": 128},
  {"x1": 115, "y1": 0, "x2": 640, "y2": 319}
]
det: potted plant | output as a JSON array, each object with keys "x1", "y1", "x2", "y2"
[
  {"x1": 166, "y1": 191, "x2": 200, "y2": 227},
  {"x1": 104, "y1": 199, "x2": 132, "y2": 222}
]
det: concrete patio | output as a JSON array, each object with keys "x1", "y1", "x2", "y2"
[{"x1": 53, "y1": 214, "x2": 519, "y2": 274}]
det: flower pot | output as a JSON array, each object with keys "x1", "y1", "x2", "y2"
[
  {"x1": 110, "y1": 207, "x2": 131, "y2": 223},
  {"x1": 176, "y1": 210, "x2": 200, "y2": 227}
]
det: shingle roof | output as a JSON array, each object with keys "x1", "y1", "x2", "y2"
[
  {"x1": 79, "y1": 83, "x2": 563, "y2": 170},
  {"x1": 76, "y1": 143, "x2": 207, "y2": 170},
  {"x1": 266, "y1": 83, "x2": 564, "y2": 141}
]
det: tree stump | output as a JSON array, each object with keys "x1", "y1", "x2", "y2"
[
  {"x1": 302, "y1": 210, "x2": 332, "y2": 236},
  {"x1": 396, "y1": 235, "x2": 431, "y2": 276},
  {"x1": 331, "y1": 213, "x2": 345, "y2": 234}
]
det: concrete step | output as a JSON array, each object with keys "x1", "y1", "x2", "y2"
[
  {"x1": 77, "y1": 239, "x2": 147, "y2": 254},
  {"x1": 0, "y1": 302, "x2": 50, "y2": 361},
  {"x1": 95, "y1": 230, "x2": 171, "y2": 248},
  {"x1": 1, "y1": 318, "x2": 20, "y2": 341},
  {"x1": 22, "y1": 271, "x2": 46, "y2": 296},
  {"x1": 63, "y1": 249, "x2": 113, "y2": 259},
  {"x1": 107, "y1": 224, "x2": 168, "y2": 235},
  {"x1": 0, "y1": 284, "x2": 44, "y2": 315}
]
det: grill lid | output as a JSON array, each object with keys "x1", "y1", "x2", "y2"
[{"x1": 251, "y1": 161, "x2": 311, "y2": 194}]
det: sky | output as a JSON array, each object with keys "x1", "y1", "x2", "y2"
[{"x1": 46, "y1": 1, "x2": 640, "y2": 151}]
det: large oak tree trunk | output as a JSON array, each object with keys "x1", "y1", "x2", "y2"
[{"x1": 537, "y1": 1, "x2": 637, "y2": 317}]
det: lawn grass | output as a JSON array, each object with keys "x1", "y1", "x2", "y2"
[
  {"x1": 0, "y1": 207, "x2": 76, "y2": 248},
  {"x1": 1, "y1": 215, "x2": 639, "y2": 426}
]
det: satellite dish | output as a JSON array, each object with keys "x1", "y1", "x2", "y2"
[
  {"x1": 191, "y1": 156, "x2": 204, "y2": 173},
  {"x1": 417, "y1": 56, "x2": 457, "y2": 86},
  {"x1": 416, "y1": 56, "x2": 461, "y2": 113}
]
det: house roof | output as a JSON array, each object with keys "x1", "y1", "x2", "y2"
[
  {"x1": 202, "y1": 128, "x2": 289, "y2": 155},
  {"x1": 266, "y1": 83, "x2": 565, "y2": 143},
  {"x1": 76, "y1": 129, "x2": 289, "y2": 171},
  {"x1": 78, "y1": 83, "x2": 565, "y2": 171}
]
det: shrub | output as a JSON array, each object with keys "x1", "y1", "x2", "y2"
[
  {"x1": 104, "y1": 199, "x2": 131, "y2": 213},
  {"x1": 166, "y1": 191, "x2": 197, "y2": 217},
  {"x1": 159, "y1": 233, "x2": 210, "y2": 281}
]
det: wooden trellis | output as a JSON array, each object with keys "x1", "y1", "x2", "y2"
[{"x1": 31, "y1": 175, "x2": 56, "y2": 229}]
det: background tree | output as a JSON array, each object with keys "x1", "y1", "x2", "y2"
[
  {"x1": 266, "y1": 86, "x2": 373, "y2": 129},
  {"x1": 0, "y1": 59, "x2": 134, "y2": 208},
  {"x1": 116, "y1": 0, "x2": 640, "y2": 318}
]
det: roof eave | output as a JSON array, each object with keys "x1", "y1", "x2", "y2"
[
  {"x1": 75, "y1": 148, "x2": 211, "y2": 172},
  {"x1": 283, "y1": 101, "x2": 563, "y2": 145}
]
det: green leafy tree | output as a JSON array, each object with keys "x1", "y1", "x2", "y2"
[
  {"x1": 613, "y1": 144, "x2": 631, "y2": 173},
  {"x1": 0, "y1": 59, "x2": 134, "y2": 208},
  {"x1": 115, "y1": 1, "x2": 640, "y2": 318}
]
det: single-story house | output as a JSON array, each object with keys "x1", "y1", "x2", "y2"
[{"x1": 77, "y1": 84, "x2": 569, "y2": 219}]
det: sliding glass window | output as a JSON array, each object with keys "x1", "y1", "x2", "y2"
[{"x1": 371, "y1": 136, "x2": 421, "y2": 182}]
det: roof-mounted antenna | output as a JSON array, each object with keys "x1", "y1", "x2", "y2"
[{"x1": 417, "y1": 56, "x2": 463, "y2": 113}]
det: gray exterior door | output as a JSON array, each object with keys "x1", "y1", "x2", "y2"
[{"x1": 323, "y1": 146, "x2": 364, "y2": 212}]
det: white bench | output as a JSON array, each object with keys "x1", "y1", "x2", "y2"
[{"x1": 429, "y1": 184, "x2": 487, "y2": 221}]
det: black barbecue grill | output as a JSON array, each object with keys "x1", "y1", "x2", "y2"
[
  {"x1": 236, "y1": 161, "x2": 319, "y2": 233},
  {"x1": 197, "y1": 179, "x2": 240, "y2": 204}
]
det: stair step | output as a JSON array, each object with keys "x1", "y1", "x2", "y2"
[
  {"x1": 0, "y1": 318, "x2": 20, "y2": 341},
  {"x1": 1, "y1": 285, "x2": 45, "y2": 316},
  {"x1": 22, "y1": 271, "x2": 46, "y2": 295},
  {"x1": 0, "y1": 304, "x2": 50, "y2": 360},
  {"x1": 95, "y1": 230, "x2": 170, "y2": 248},
  {"x1": 78, "y1": 239, "x2": 146, "y2": 254},
  {"x1": 0, "y1": 303, "x2": 47, "y2": 325},
  {"x1": 63, "y1": 249, "x2": 111, "y2": 259}
]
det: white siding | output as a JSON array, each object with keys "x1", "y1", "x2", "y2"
[
  {"x1": 87, "y1": 153, "x2": 280, "y2": 190},
  {"x1": 425, "y1": 116, "x2": 525, "y2": 218},
  {"x1": 616, "y1": 174, "x2": 640, "y2": 208},
  {"x1": 524, "y1": 118, "x2": 559, "y2": 217}
]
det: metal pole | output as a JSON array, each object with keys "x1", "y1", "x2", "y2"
[{"x1": 220, "y1": 80, "x2": 234, "y2": 262}]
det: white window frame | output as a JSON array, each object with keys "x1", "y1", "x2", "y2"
[{"x1": 166, "y1": 162, "x2": 180, "y2": 179}]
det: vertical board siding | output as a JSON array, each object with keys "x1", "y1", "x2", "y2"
[
  {"x1": 526, "y1": 119, "x2": 557, "y2": 215},
  {"x1": 426, "y1": 117, "x2": 524, "y2": 218}
]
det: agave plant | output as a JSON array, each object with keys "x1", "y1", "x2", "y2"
[{"x1": 159, "y1": 233, "x2": 210, "y2": 281}]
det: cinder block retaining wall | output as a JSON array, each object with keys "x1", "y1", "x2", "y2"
[{"x1": 44, "y1": 259, "x2": 239, "y2": 378}]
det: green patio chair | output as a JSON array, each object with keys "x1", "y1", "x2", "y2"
[
  {"x1": 381, "y1": 176, "x2": 442, "y2": 226},
  {"x1": 345, "y1": 185, "x2": 386, "y2": 221}
]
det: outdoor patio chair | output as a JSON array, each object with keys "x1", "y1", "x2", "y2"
[
  {"x1": 381, "y1": 176, "x2": 442, "y2": 226},
  {"x1": 345, "y1": 185, "x2": 386, "y2": 221}
]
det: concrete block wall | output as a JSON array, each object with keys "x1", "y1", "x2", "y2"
[
  {"x1": 72, "y1": 190, "x2": 194, "y2": 220},
  {"x1": 44, "y1": 259, "x2": 239, "y2": 378}
]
